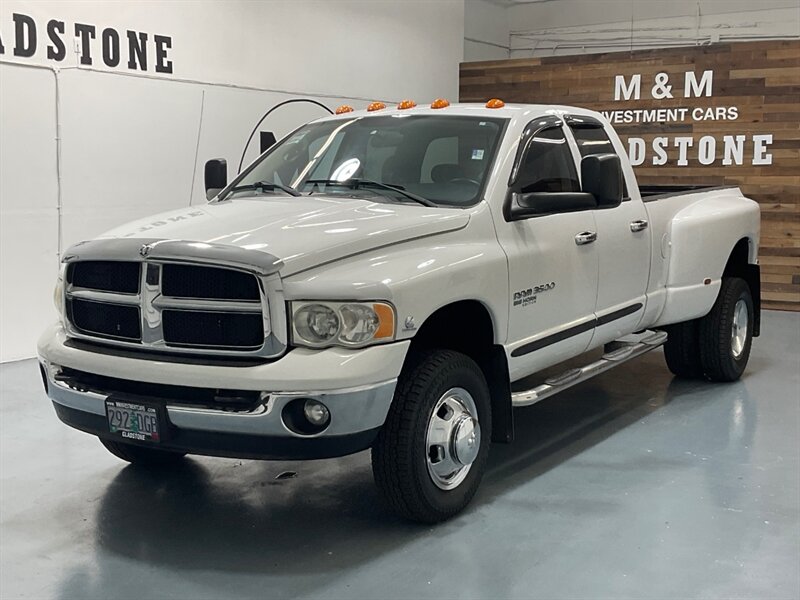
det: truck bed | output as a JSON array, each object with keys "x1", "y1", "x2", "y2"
[{"x1": 639, "y1": 184, "x2": 735, "y2": 202}]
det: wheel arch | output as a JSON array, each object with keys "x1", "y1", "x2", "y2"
[
  {"x1": 407, "y1": 300, "x2": 513, "y2": 444},
  {"x1": 723, "y1": 237, "x2": 761, "y2": 337}
]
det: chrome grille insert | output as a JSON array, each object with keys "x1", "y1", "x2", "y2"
[{"x1": 61, "y1": 239, "x2": 286, "y2": 359}]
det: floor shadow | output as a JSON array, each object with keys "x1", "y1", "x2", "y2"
[{"x1": 87, "y1": 350, "x2": 754, "y2": 581}]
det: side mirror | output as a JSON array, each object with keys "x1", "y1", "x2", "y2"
[
  {"x1": 508, "y1": 191, "x2": 596, "y2": 220},
  {"x1": 204, "y1": 158, "x2": 227, "y2": 200},
  {"x1": 581, "y1": 154, "x2": 622, "y2": 208}
]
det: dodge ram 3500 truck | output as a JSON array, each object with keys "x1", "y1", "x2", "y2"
[{"x1": 38, "y1": 100, "x2": 761, "y2": 523}]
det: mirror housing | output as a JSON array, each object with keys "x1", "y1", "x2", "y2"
[
  {"x1": 204, "y1": 158, "x2": 228, "y2": 200},
  {"x1": 508, "y1": 191, "x2": 596, "y2": 220},
  {"x1": 581, "y1": 153, "x2": 622, "y2": 208}
]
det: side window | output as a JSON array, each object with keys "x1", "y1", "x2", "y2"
[
  {"x1": 516, "y1": 127, "x2": 580, "y2": 193},
  {"x1": 570, "y1": 122, "x2": 629, "y2": 200},
  {"x1": 571, "y1": 126, "x2": 615, "y2": 157}
]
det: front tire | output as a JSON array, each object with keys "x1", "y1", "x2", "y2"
[
  {"x1": 372, "y1": 349, "x2": 491, "y2": 523},
  {"x1": 663, "y1": 319, "x2": 703, "y2": 378},
  {"x1": 699, "y1": 277, "x2": 754, "y2": 382},
  {"x1": 100, "y1": 438, "x2": 186, "y2": 465}
]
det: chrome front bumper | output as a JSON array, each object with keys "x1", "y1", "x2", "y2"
[{"x1": 40, "y1": 360, "x2": 397, "y2": 460}]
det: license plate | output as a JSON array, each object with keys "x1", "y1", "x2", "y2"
[{"x1": 105, "y1": 399, "x2": 162, "y2": 443}]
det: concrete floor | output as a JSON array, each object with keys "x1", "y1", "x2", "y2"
[{"x1": 1, "y1": 311, "x2": 798, "y2": 600}]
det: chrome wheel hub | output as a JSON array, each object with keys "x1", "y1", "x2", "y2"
[
  {"x1": 731, "y1": 298, "x2": 749, "y2": 359},
  {"x1": 426, "y1": 387, "x2": 481, "y2": 490}
]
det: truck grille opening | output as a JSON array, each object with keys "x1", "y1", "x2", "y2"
[
  {"x1": 67, "y1": 298, "x2": 141, "y2": 341},
  {"x1": 56, "y1": 367, "x2": 262, "y2": 410},
  {"x1": 162, "y1": 310, "x2": 264, "y2": 348},
  {"x1": 63, "y1": 257, "x2": 279, "y2": 358},
  {"x1": 67, "y1": 261, "x2": 140, "y2": 294},
  {"x1": 161, "y1": 264, "x2": 260, "y2": 300}
]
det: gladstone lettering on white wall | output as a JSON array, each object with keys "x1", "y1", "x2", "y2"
[
  {"x1": 0, "y1": 12, "x2": 173, "y2": 73},
  {"x1": 601, "y1": 70, "x2": 774, "y2": 167}
]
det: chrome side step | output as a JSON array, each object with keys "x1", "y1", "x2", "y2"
[{"x1": 511, "y1": 330, "x2": 668, "y2": 407}]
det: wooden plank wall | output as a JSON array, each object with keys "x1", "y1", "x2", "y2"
[{"x1": 460, "y1": 41, "x2": 800, "y2": 311}]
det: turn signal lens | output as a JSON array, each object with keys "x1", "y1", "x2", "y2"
[
  {"x1": 397, "y1": 99, "x2": 416, "y2": 110},
  {"x1": 431, "y1": 98, "x2": 450, "y2": 109},
  {"x1": 373, "y1": 303, "x2": 395, "y2": 339},
  {"x1": 335, "y1": 105, "x2": 354, "y2": 114},
  {"x1": 485, "y1": 98, "x2": 505, "y2": 108},
  {"x1": 367, "y1": 101, "x2": 386, "y2": 112}
]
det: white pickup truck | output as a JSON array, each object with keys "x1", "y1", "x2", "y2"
[{"x1": 38, "y1": 100, "x2": 761, "y2": 522}]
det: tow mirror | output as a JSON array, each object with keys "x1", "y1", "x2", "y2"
[
  {"x1": 581, "y1": 154, "x2": 622, "y2": 208},
  {"x1": 204, "y1": 158, "x2": 227, "y2": 200},
  {"x1": 508, "y1": 191, "x2": 596, "y2": 220}
]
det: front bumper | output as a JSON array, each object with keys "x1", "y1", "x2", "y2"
[{"x1": 38, "y1": 324, "x2": 407, "y2": 460}]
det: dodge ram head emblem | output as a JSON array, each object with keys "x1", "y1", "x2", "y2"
[{"x1": 139, "y1": 243, "x2": 153, "y2": 257}]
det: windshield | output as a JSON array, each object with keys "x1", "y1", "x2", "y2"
[{"x1": 225, "y1": 114, "x2": 506, "y2": 207}]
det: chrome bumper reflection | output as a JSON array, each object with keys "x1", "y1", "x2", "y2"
[{"x1": 42, "y1": 361, "x2": 396, "y2": 438}]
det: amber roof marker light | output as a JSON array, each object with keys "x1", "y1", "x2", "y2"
[
  {"x1": 367, "y1": 101, "x2": 387, "y2": 112},
  {"x1": 486, "y1": 98, "x2": 505, "y2": 109},
  {"x1": 397, "y1": 99, "x2": 417, "y2": 110},
  {"x1": 335, "y1": 105, "x2": 354, "y2": 115},
  {"x1": 430, "y1": 98, "x2": 450, "y2": 109}
]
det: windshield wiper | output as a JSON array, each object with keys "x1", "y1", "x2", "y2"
[
  {"x1": 305, "y1": 179, "x2": 436, "y2": 207},
  {"x1": 227, "y1": 180, "x2": 302, "y2": 197}
]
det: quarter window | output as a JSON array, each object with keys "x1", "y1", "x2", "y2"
[{"x1": 515, "y1": 127, "x2": 580, "y2": 193}]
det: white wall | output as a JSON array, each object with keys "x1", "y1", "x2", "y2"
[
  {"x1": 463, "y1": 0, "x2": 800, "y2": 61},
  {"x1": 0, "y1": 0, "x2": 465, "y2": 362},
  {"x1": 464, "y1": 0, "x2": 509, "y2": 61}
]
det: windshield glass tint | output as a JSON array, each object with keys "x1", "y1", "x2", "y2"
[{"x1": 230, "y1": 115, "x2": 506, "y2": 206}]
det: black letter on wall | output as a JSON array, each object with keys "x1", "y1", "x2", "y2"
[
  {"x1": 127, "y1": 31, "x2": 147, "y2": 71},
  {"x1": 0, "y1": 28, "x2": 5, "y2": 54},
  {"x1": 74, "y1": 23, "x2": 96, "y2": 65},
  {"x1": 46, "y1": 20, "x2": 65, "y2": 61},
  {"x1": 13, "y1": 13, "x2": 37, "y2": 57},
  {"x1": 154, "y1": 34, "x2": 172, "y2": 74},
  {"x1": 102, "y1": 28, "x2": 119, "y2": 67}
]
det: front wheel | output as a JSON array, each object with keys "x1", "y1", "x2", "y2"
[
  {"x1": 371, "y1": 349, "x2": 491, "y2": 523},
  {"x1": 699, "y1": 277, "x2": 754, "y2": 382}
]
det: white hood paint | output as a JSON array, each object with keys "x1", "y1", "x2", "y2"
[{"x1": 100, "y1": 196, "x2": 470, "y2": 276}]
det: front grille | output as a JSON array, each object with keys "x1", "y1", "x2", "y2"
[
  {"x1": 63, "y1": 254, "x2": 281, "y2": 358},
  {"x1": 67, "y1": 261, "x2": 140, "y2": 294},
  {"x1": 161, "y1": 264, "x2": 260, "y2": 300},
  {"x1": 67, "y1": 298, "x2": 141, "y2": 341},
  {"x1": 162, "y1": 310, "x2": 264, "y2": 348}
]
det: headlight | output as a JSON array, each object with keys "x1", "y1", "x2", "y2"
[{"x1": 291, "y1": 301, "x2": 395, "y2": 348}]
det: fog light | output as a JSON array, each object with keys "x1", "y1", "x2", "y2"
[{"x1": 303, "y1": 399, "x2": 330, "y2": 426}]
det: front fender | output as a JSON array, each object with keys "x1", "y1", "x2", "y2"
[{"x1": 283, "y1": 225, "x2": 509, "y2": 345}]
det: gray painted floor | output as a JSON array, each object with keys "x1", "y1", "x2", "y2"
[{"x1": 1, "y1": 311, "x2": 798, "y2": 600}]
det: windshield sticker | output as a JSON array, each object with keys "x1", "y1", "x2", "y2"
[{"x1": 471, "y1": 149, "x2": 485, "y2": 160}]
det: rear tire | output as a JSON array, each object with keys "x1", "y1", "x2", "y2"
[
  {"x1": 100, "y1": 439, "x2": 186, "y2": 465},
  {"x1": 699, "y1": 277, "x2": 754, "y2": 382},
  {"x1": 371, "y1": 349, "x2": 491, "y2": 523},
  {"x1": 663, "y1": 319, "x2": 703, "y2": 378}
]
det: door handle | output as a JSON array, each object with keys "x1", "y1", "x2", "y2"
[
  {"x1": 630, "y1": 219, "x2": 649, "y2": 232},
  {"x1": 574, "y1": 231, "x2": 597, "y2": 245}
]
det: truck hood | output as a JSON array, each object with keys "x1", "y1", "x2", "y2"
[{"x1": 99, "y1": 196, "x2": 470, "y2": 276}]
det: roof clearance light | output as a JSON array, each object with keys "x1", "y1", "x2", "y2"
[
  {"x1": 486, "y1": 98, "x2": 505, "y2": 109},
  {"x1": 397, "y1": 99, "x2": 416, "y2": 110},
  {"x1": 431, "y1": 98, "x2": 450, "y2": 109},
  {"x1": 367, "y1": 101, "x2": 387, "y2": 112},
  {"x1": 335, "y1": 105, "x2": 354, "y2": 114}
]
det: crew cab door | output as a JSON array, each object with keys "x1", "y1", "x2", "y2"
[
  {"x1": 497, "y1": 117, "x2": 599, "y2": 381},
  {"x1": 566, "y1": 116, "x2": 651, "y2": 345}
]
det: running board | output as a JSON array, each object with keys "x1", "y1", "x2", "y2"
[{"x1": 511, "y1": 330, "x2": 668, "y2": 407}]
